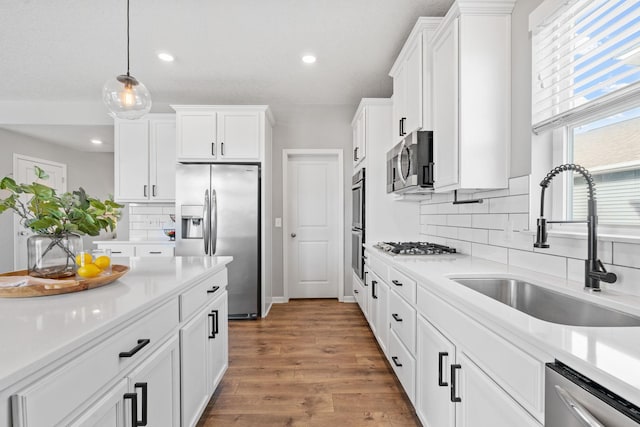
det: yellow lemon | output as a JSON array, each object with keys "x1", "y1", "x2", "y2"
[
  {"x1": 75, "y1": 253, "x2": 93, "y2": 266},
  {"x1": 77, "y1": 263, "x2": 101, "y2": 278},
  {"x1": 94, "y1": 256, "x2": 111, "y2": 270}
]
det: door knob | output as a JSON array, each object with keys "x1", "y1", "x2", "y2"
[{"x1": 291, "y1": 233, "x2": 297, "y2": 238}]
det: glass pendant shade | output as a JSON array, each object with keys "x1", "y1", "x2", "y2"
[{"x1": 103, "y1": 73, "x2": 152, "y2": 120}]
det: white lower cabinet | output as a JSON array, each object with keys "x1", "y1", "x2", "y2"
[
  {"x1": 67, "y1": 379, "x2": 127, "y2": 427},
  {"x1": 180, "y1": 289, "x2": 228, "y2": 427}
]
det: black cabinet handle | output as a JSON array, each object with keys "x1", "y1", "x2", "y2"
[
  {"x1": 372, "y1": 280, "x2": 378, "y2": 299},
  {"x1": 211, "y1": 142, "x2": 215, "y2": 156},
  {"x1": 354, "y1": 146, "x2": 359, "y2": 161},
  {"x1": 152, "y1": 185, "x2": 157, "y2": 197},
  {"x1": 124, "y1": 392, "x2": 138, "y2": 427},
  {"x1": 208, "y1": 310, "x2": 219, "y2": 339},
  {"x1": 354, "y1": 289, "x2": 359, "y2": 294},
  {"x1": 399, "y1": 119, "x2": 402, "y2": 137},
  {"x1": 450, "y1": 364, "x2": 462, "y2": 402},
  {"x1": 112, "y1": 251, "x2": 123, "y2": 254},
  {"x1": 135, "y1": 383, "x2": 148, "y2": 426},
  {"x1": 438, "y1": 352, "x2": 449, "y2": 386},
  {"x1": 119, "y1": 339, "x2": 150, "y2": 358},
  {"x1": 401, "y1": 117, "x2": 407, "y2": 136},
  {"x1": 214, "y1": 309, "x2": 219, "y2": 336},
  {"x1": 392, "y1": 313, "x2": 403, "y2": 322},
  {"x1": 221, "y1": 142, "x2": 225, "y2": 156},
  {"x1": 207, "y1": 285, "x2": 220, "y2": 294},
  {"x1": 392, "y1": 356, "x2": 403, "y2": 367},
  {"x1": 143, "y1": 185, "x2": 148, "y2": 197},
  {"x1": 392, "y1": 279, "x2": 403, "y2": 287},
  {"x1": 149, "y1": 251, "x2": 162, "y2": 254}
]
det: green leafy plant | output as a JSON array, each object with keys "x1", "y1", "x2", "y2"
[{"x1": 0, "y1": 166, "x2": 122, "y2": 236}]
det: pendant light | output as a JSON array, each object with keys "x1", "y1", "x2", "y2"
[{"x1": 102, "y1": 0, "x2": 151, "y2": 119}]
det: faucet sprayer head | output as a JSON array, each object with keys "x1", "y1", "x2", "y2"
[{"x1": 534, "y1": 217, "x2": 549, "y2": 248}]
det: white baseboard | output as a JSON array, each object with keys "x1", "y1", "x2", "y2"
[
  {"x1": 342, "y1": 296, "x2": 356, "y2": 303},
  {"x1": 271, "y1": 297, "x2": 289, "y2": 304}
]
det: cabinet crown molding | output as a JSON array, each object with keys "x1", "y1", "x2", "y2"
[
  {"x1": 389, "y1": 17, "x2": 443, "y2": 77},
  {"x1": 352, "y1": 98, "x2": 391, "y2": 126},
  {"x1": 170, "y1": 105, "x2": 275, "y2": 125}
]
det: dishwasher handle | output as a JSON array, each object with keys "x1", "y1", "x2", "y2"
[{"x1": 555, "y1": 385, "x2": 605, "y2": 427}]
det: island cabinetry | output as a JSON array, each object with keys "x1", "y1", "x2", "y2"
[
  {"x1": 431, "y1": 1, "x2": 514, "y2": 192},
  {"x1": 389, "y1": 18, "x2": 442, "y2": 145},
  {"x1": 353, "y1": 271, "x2": 367, "y2": 319},
  {"x1": 114, "y1": 114, "x2": 176, "y2": 203},
  {"x1": 173, "y1": 105, "x2": 272, "y2": 162},
  {"x1": 180, "y1": 279, "x2": 228, "y2": 427},
  {"x1": 416, "y1": 285, "x2": 543, "y2": 426}
]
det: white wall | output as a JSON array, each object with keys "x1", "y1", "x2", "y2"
[
  {"x1": 270, "y1": 104, "x2": 355, "y2": 299},
  {"x1": 0, "y1": 129, "x2": 115, "y2": 272}
]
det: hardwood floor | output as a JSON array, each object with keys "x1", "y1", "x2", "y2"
[{"x1": 197, "y1": 299, "x2": 421, "y2": 426}]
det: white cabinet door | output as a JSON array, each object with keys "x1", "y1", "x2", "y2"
[
  {"x1": 357, "y1": 108, "x2": 366, "y2": 162},
  {"x1": 416, "y1": 315, "x2": 456, "y2": 427},
  {"x1": 353, "y1": 273, "x2": 367, "y2": 316},
  {"x1": 177, "y1": 112, "x2": 217, "y2": 160},
  {"x1": 217, "y1": 111, "x2": 261, "y2": 160},
  {"x1": 455, "y1": 352, "x2": 540, "y2": 427},
  {"x1": 150, "y1": 119, "x2": 176, "y2": 202},
  {"x1": 67, "y1": 379, "x2": 127, "y2": 427},
  {"x1": 433, "y1": 18, "x2": 459, "y2": 192},
  {"x1": 127, "y1": 336, "x2": 180, "y2": 427},
  {"x1": 373, "y1": 278, "x2": 389, "y2": 355},
  {"x1": 180, "y1": 307, "x2": 210, "y2": 427},
  {"x1": 367, "y1": 270, "x2": 378, "y2": 336},
  {"x1": 207, "y1": 291, "x2": 228, "y2": 393},
  {"x1": 392, "y1": 68, "x2": 407, "y2": 144},
  {"x1": 114, "y1": 121, "x2": 150, "y2": 202},
  {"x1": 404, "y1": 36, "x2": 423, "y2": 135}
]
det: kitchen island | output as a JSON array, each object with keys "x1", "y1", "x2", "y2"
[{"x1": 0, "y1": 255, "x2": 232, "y2": 427}]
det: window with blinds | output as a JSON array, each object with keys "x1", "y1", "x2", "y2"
[{"x1": 531, "y1": 0, "x2": 640, "y2": 133}]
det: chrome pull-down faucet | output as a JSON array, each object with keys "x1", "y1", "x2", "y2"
[{"x1": 534, "y1": 164, "x2": 617, "y2": 291}]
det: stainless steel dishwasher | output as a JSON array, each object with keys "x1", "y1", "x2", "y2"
[{"x1": 546, "y1": 360, "x2": 640, "y2": 426}]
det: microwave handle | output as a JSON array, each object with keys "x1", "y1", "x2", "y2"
[{"x1": 426, "y1": 162, "x2": 434, "y2": 185}]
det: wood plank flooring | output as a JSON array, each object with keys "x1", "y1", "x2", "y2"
[{"x1": 197, "y1": 299, "x2": 421, "y2": 427}]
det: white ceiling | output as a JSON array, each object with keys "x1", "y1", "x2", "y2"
[{"x1": 0, "y1": 0, "x2": 453, "y2": 151}]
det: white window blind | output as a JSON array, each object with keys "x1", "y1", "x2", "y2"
[{"x1": 530, "y1": 0, "x2": 640, "y2": 133}]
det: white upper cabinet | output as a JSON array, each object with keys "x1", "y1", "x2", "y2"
[
  {"x1": 432, "y1": 1, "x2": 515, "y2": 192},
  {"x1": 389, "y1": 18, "x2": 442, "y2": 145},
  {"x1": 351, "y1": 106, "x2": 366, "y2": 167},
  {"x1": 114, "y1": 114, "x2": 176, "y2": 203},
  {"x1": 173, "y1": 105, "x2": 272, "y2": 162}
]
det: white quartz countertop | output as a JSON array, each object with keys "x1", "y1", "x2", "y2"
[
  {"x1": 366, "y1": 245, "x2": 640, "y2": 406},
  {"x1": 93, "y1": 240, "x2": 175, "y2": 245},
  {"x1": 0, "y1": 256, "x2": 231, "y2": 391}
]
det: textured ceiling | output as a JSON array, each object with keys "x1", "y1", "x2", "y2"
[{"x1": 0, "y1": 0, "x2": 453, "y2": 150}]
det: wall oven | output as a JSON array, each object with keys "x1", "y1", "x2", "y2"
[
  {"x1": 387, "y1": 130, "x2": 434, "y2": 194},
  {"x1": 351, "y1": 168, "x2": 365, "y2": 280}
]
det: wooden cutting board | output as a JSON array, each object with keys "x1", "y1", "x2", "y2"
[{"x1": 0, "y1": 265, "x2": 129, "y2": 298}]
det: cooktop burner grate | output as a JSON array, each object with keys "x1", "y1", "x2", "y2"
[{"x1": 374, "y1": 241, "x2": 457, "y2": 255}]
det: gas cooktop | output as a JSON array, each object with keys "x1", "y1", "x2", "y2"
[{"x1": 374, "y1": 241, "x2": 457, "y2": 255}]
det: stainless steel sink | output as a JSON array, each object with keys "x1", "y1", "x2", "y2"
[{"x1": 450, "y1": 277, "x2": 640, "y2": 327}]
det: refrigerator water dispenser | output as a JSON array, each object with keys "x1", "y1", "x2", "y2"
[{"x1": 181, "y1": 205, "x2": 204, "y2": 239}]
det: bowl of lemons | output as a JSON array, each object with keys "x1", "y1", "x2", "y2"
[{"x1": 76, "y1": 251, "x2": 112, "y2": 278}]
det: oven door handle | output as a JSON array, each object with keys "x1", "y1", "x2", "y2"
[{"x1": 555, "y1": 385, "x2": 605, "y2": 427}]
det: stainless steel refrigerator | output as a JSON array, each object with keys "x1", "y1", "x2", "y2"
[{"x1": 175, "y1": 163, "x2": 260, "y2": 319}]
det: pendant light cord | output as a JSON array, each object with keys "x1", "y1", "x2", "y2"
[{"x1": 126, "y1": 0, "x2": 130, "y2": 77}]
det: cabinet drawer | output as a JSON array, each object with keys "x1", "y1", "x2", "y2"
[
  {"x1": 12, "y1": 298, "x2": 179, "y2": 427},
  {"x1": 181, "y1": 269, "x2": 228, "y2": 321},
  {"x1": 136, "y1": 244, "x2": 174, "y2": 256},
  {"x1": 389, "y1": 330, "x2": 416, "y2": 404},
  {"x1": 367, "y1": 254, "x2": 389, "y2": 282},
  {"x1": 417, "y1": 285, "x2": 544, "y2": 420},
  {"x1": 389, "y1": 267, "x2": 416, "y2": 304},
  {"x1": 389, "y1": 289, "x2": 416, "y2": 354},
  {"x1": 97, "y1": 244, "x2": 134, "y2": 257}
]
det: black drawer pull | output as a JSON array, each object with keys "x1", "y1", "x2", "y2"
[
  {"x1": 112, "y1": 251, "x2": 123, "y2": 254},
  {"x1": 207, "y1": 285, "x2": 220, "y2": 294},
  {"x1": 451, "y1": 364, "x2": 462, "y2": 403},
  {"x1": 392, "y1": 280, "x2": 403, "y2": 287},
  {"x1": 208, "y1": 310, "x2": 219, "y2": 339},
  {"x1": 119, "y1": 339, "x2": 150, "y2": 358},
  {"x1": 135, "y1": 382, "x2": 148, "y2": 426},
  {"x1": 392, "y1": 356, "x2": 403, "y2": 367},
  {"x1": 438, "y1": 352, "x2": 449, "y2": 386},
  {"x1": 211, "y1": 142, "x2": 215, "y2": 156},
  {"x1": 392, "y1": 313, "x2": 403, "y2": 322},
  {"x1": 149, "y1": 251, "x2": 162, "y2": 254},
  {"x1": 354, "y1": 289, "x2": 359, "y2": 294}
]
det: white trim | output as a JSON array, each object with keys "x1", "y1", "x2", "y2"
[
  {"x1": 282, "y1": 149, "x2": 345, "y2": 302},
  {"x1": 271, "y1": 297, "x2": 289, "y2": 304},
  {"x1": 342, "y1": 296, "x2": 357, "y2": 303}
]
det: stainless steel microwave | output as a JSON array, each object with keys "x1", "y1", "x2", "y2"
[{"x1": 386, "y1": 131, "x2": 434, "y2": 194}]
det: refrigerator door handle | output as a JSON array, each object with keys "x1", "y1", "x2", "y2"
[
  {"x1": 203, "y1": 190, "x2": 210, "y2": 255},
  {"x1": 211, "y1": 189, "x2": 218, "y2": 254}
]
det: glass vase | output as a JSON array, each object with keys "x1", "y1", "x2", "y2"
[{"x1": 27, "y1": 233, "x2": 82, "y2": 279}]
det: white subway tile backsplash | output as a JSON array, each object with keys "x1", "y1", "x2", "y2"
[
  {"x1": 458, "y1": 228, "x2": 489, "y2": 244},
  {"x1": 508, "y1": 175, "x2": 529, "y2": 196},
  {"x1": 489, "y1": 194, "x2": 529, "y2": 214},
  {"x1": 488, "y1": 230, "x2": 534, "y2": 251},
  {"x1": 613, "y1": 242, "x2": 640, "y2": 268},
  {"x1": 437, "y1": 226, "x2": 458, "y2": 239},
  {"x1": 420, "y1": 203, "x2": 438, "y2": 215},
  {"x1": 567, "y1": 258, "x2": 584, "y2": 284},
  {"x1": 473, "y1": 188, "x2": 510, "y2": 199},
  {"x1": 509, "y1": 249, "x2": 567, "y2": 279},
  {"x1": 437, "y1": 203, "x2": 460, "y2": 215},
  {"x1": 447, "y1": 214, "x2": 472, "y2": 227},
  {"x1": 603, "y1": 263, "x2": 640, "y2": 296},
  {"x1": 129, "y1": 204, "x2": 174, "y2": 241},
  {"x1": 129, "y1": 230, "x2": 148, "y2": 241},
  {"x1": 425, "y1": 225, "x2": 438, "y2": 235},
  {"x1": 446, "y1": 239, "x2": 472, "y2": 254},
  {"x1": 162, "y1": 206, "x2": 175, "y2": 215},
  {"x1": 472, "y1": 243, "x2": 508, "y2": 264},
  {"x1": 509, "y1": 213, "x2": 530, "y2": 232},
  {"x1": 430, "y1": 193, "x2": 454, "y2": 203},
  {"x1": 472, "y1": 214, "x2": 508, "y2": 230},
  {"x1": 130, "y1": 206, "x2": 165, "y2": 215},
  {"x1": 457, "y1": 201, "x2": 490, "y2": 214},
  {"x1": 423, "y1": 214, "x2": 447, "y2": 226},
  {"x1": 534, "y1": 236, "x2": 613, "y2": 264}
]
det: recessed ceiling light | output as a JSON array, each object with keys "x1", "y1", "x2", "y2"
[
  {"x1": 90, "y1": 139, "x2": 103, "y2": 145},
  {"x1": 302, "y1": 55, "x2": 316, "y2": 64},
  {"x1": 158, "y1": 52, "x2": 175, "y2": 62}
]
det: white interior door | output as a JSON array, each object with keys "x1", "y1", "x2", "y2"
[
  {"x1": 13, "y1": 154, "x2": 67, "y2": 270},
  {"x1": 285, "y1": 154, "x2": 340, "y2": 299}
]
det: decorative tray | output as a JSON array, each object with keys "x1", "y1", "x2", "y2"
[{"x1": 0, "y1": 265, "x2": 130, "y2": 298}]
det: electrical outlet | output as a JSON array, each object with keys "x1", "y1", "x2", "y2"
[{"x1": 275, "y1": 218, "x2": 282, "y2": 228}]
